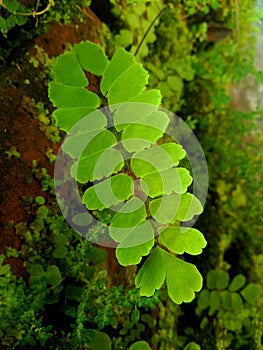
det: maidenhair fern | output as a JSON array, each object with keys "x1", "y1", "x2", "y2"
[{"x1": 48, "y1": 40, "x2": 207, "y2": 304}]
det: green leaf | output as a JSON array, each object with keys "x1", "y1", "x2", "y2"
[
  {"x1": 135, "y1": 247, "x2": 202, "y2": 303},
  {"x1": 83, "y1": 174, "x2": 134, "y2": 210},
  {"x1": 54, "y1": 234, "x2": 69, "y2": 246},
  {"x1": 224, "y1": 315, "x2": 242, "y2": 332},
  {"x1": 114, "y1": 29, "x2": 133, "y2": 47},
  {"x1": 53, "y1": 107, "x2": 98, "y2": 133},
  {"x1": 208, "y1": 290, "x2": 220, "y2": 315},
  {"x1": 71, "y1": 130, "x2": 124, "y2": 183},
  {"x1": 121, "y1": 124, "x2": 165, "y2": 153},
  {"x1": 163, "y1": 249, "x2": 203, "y2": 304},
  {"x1": 49, "y1": 82, "x2": 100, "y2": 108},
  {"x1": 241, "y1": 283, "x2": 261, "y2": 305},
  {"x1": 221, "y1": 290, "x2": 232, "y2": 310},
  {"x1": 231, "y1": 292, "x2": 243, "y2": 312},
  {"x1": 114, "y1": 103, "x2": 168, "y2": 132},
  {"x1": 206, "y1": 270, "x2": 230, "y2": 290},
  {"x1": 228, "y1": 274, "x2": 246, "y2": 292},
  {"x1": 135, "y1": 247, "x2": 166, "y2": 296},
  {"x1": 107, "y1": 63, "x2": 149, "y2": 104},
  {"x1": 131, "y1": 308, "x2": 140, "y2": 324},
  {"x1": 159, "y1": 227, "x2": 207, "y2": 255},
  {"x1": 46, "y1": 265, "x2": 62, "y2": 286},
  {"x1": 131, "y1": 143, "x2": 186, "y2": 178},
  {"x1": 171, "y1": 57, "x2": 195, "y2": 81},
  {"x1": 90, "y1": 331, "x2": 111, "y2": 350},
  {"x1": 129, "y1": 341, "x2": 152, "y2": 350},
  {"x1": 110, "y1": 197, "x2": 147, "y2": 229},
  {"x1": 73, "y1": 41, "x2": 109, "y2": 76},
  {"x1": 72, "y1": 213, "x2": 93, "y2": 226},
  {"x1": 53, "y1": 51, "x2": 88, "y2": 87},
  {"x1": 141, "y1": 168, "x2": 192, "y2": 198},
  {"x1": 72, "y1": 147, "x2": 124, "y2": 184},
  {"x1": 184, "y1": 342, "x2": 201, "y2": 350},
  {"x1": 130, "y1": 89, "x2": 162, "y2": 105},
  {"x1": 167, "y1": 75, "x2": 183, "y2": 93},
  {"x1": 15, "y1": 13, "x2": 27, "y2": 26},
  {"x1": 149, "y1": 193, "x2": 203, "y2": 224},
  {"x1": 115, "y1": 223, "x2": 155, "y2": 266},
  {"x1": 30, "y1": 264, "x2": 45, "y2": 277},
  {"x1": 62, "y1": 110, "x2": 107, "y2": 156},
  {"x1": 53, "y1": 246, "x2": 68, "y2": 259},
  {"x1": 3, "y1": 0, "x2": 19, "y2": 12},
  {"x1": 196, "y1": 289, "x2": 210, "y2": 312},
  {"x1": 101, "y1": 48, "x2": 135, "y2": 95},
  {"x1": 100, "y1": 48, "x2": 149, "y2": 104}
]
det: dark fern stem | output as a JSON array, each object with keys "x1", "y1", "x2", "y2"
[
  {"x1": 104, "y1": 105, "x2": 132, "y2": 173},
  {"x1": 134, "y1": 4, "x2": 169, "y2": 57}
]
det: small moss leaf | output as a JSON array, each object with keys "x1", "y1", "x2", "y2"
[
  {"x1": 231, "y1": 292, "x2": 243, "y2": 312},
  {"x1": 90, "y1": 331, "x2": 111, "y2": 350},
  {"x1": 208, "y1": 290, "x2": 220, "y2": 315},
  {"x1": 46, "y1": 265, "x2": 62, "y2": 286},
  {"x1": 159, "y1": 227, "x2": 207, "y2": 255},
  {"x1": 53, "y1": 246, "x2": 68, "y2": 259},
  {"x1": 83, "y1": 174, "x2": 134, "y2": 210},
  {"x1": 54, "y1": 233, "x2": 69, "y2": 246},
  {"x1": 196, "y1": 289, "x2": 210, "y2": 313},
  {"x1": 206, "y1": 270, "x2": 230, "y2": 290},
  {"x1": 129, "y1": 341, "x2": 152, "y2": 350},
  {"x1": 73, "y1": 41, "x2": 109, "y2": 76},
  {"x1": 114, "y1": 29, "x2": 133, "y2": 47},
  {"x1": 228, "y1": 274, "x2": 246, "y2": 292},
  {"x1": 131, "y1": 308, "x2": 140, "y2": 324},
  {"x1": 221, "y1": 290, "x2": 232, "y2": 310},
  {"x1": 241, "y1": 283, "x2": 261, "y2": 305},
  {"x1": 29, "y1": 264, "x2": 45, "y2": 277},
  {"x1": 72, "y1": 213, "x2": 93, "y2": 227}
]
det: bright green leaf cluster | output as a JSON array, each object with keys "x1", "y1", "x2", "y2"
[{"x1": 49, "y1": 40, "x2": 206, "y2": 304}]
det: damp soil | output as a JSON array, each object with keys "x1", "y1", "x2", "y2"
[{"x1": 0, "y1": 8, "x2": 104, "y2": 278}]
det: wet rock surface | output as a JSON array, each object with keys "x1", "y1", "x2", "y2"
[{"x1": 0, "y1": 9, "x2": 103, "y2": 277}]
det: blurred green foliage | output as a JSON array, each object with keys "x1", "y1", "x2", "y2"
[{"x1": 1, "y1": 0, "x2": 263, "y2": 349}]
